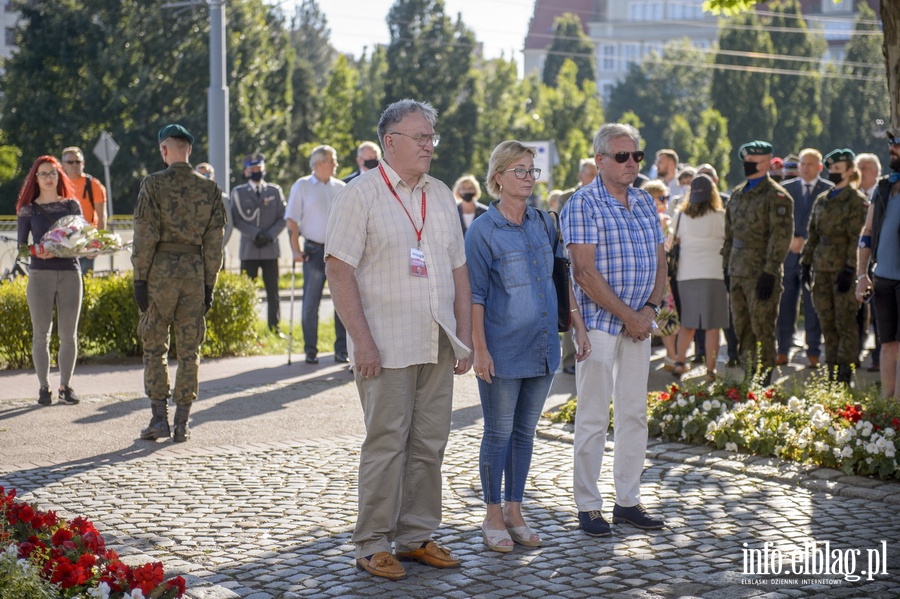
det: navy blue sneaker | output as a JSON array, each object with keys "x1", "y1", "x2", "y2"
[
  {"x1": 612, "y1": 504, "x2": 664, "y2": 530},
  {"x1": 578, "y1": 510, "x2": 611, "y2": 537}
]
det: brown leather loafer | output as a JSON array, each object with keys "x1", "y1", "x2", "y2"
[
  {"x1": 356, "y1": 552, "x2": 406, "y2": 580},
  {"x1": 776, "y1": 353, "x2": 789, "y2": 366},
  {"x1": 397, "y1": 541, "x2": 461, "y2": 568}
]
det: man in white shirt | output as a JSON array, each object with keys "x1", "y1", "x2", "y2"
[
  {"x1": 286, "y1": 145, "x2": 347, "y2": 364},
  {"x1": 856, "y1": 153, "x2": 882, "y2": 201}
]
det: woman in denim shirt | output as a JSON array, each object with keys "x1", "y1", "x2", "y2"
[{"x1": 466, "y1": 141, "x2": 589, "y2": 552}]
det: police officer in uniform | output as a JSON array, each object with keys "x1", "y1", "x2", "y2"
[
  {"x1": 133, "y1": 124, "x2": 225, "y2": 442},
  {"x1": 231, "y1": 153, "x2": 287, "y2": 335},
  {"x1": 722, "y1": 141, "x2": 793, "y2": 385},
  {"x1": 800, "y1": 149, "x2": 868, "y2": 384}
]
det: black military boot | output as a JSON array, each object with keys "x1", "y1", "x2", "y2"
[
  {"x1": 173, "y1": 404, "x2": 191, "y2": 443},
  {"x1": 140, "y1": 399, "x2": 170, "y2": 440},
  {"x1": 836, "y1": 363, "x2": 853, "y2": 386}
]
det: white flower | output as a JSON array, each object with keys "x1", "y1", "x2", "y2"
[
  {"x1": 797, "y1": 437, "x2": 808, "y2": 449},
  {"x1": 866, "y1": 443, "x2": 878, "y2": 455},
  {"x1": 841, "y1": 446, "x2": 854, "y2": 458},
  {"x1": 4, "y1": 543, "x2": 17, "y2": 559},
  {"x1": 788, "y1": 396, "x2": 803, "y2": 413},
  {"x1": 814, "y1": 441, "x2": 830, "y2": 454},
  {"x1": 707, "y1": 421, "x2": 718, "y2": 433},
  {"x1": 712, "y1": 399, "x2": 721, "y2": 409},
  {"x1": 725, "y1": 442, "x2": 738, "y2": 452},
  {"x1": 89, "y1": 582, "x2": 112, "y2": 599},
  {"x1": 886, "y1": 446, "x2": 896, "y2": 458},
  {"x1": 677, "y1": 398, "x2": 687, "y2": 408},
  {"x1": 129, "y1": 588, "x2": 146, "y2": 599},
  {"x1": 702, "y1": 400, "x2": 713, "y2": 412}
]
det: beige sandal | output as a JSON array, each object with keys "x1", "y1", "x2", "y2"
[
  {"x1": 507, "y1": 525, "x2": 542, "y2": 547},
  {"x1": 482, "y1": 524, "x2": 514, "y2": 553}
]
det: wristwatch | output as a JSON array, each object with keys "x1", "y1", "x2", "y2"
[{"x1": 643, "y1": 301, "x2": 661, "y2": 316}]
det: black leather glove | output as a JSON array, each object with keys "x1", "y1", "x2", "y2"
[
  {"x1": 253, "y1": 232, "x2": 271, "y2": 248},
  {"x1": 801, "y1": 264, "x2": 812, "y2": 292},
  {"x1": 204, "y1": 285, "x2": 214, "y2": 314},
  {"x1": 133, "y1": 280, "x2": 149, "y2": 312},
  {"x1": 756, "y1": 272, "x2": 776, "y2": 301},
  {"x1": 836, "y1": 266, "x2": 854, "y2": 293},
  {"x1": 723, "y1": 270, "x2": 730, "y2": 292}
]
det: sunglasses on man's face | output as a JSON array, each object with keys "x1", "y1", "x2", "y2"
[{"x1": 603, "y1": 151, "x2": 645, "y2": 164}]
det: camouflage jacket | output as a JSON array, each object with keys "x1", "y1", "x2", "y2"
[
  {"x1": 722, "y1": 176, "x2": 793, "y2": 278},
  {"x1": 800, "y1": 186, "x2": 868, "y2": 273},
  {"x1": 131, "y1": 162, "x2": 226, "y2": 286}
]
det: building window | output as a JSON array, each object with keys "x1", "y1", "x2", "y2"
[
  {"x1": 601, "y1": 44, "x2": 616, "y2": 72},
  {"x1": 821, "y1": 0, "x2": 851, "y2": 13},
  {"x1": 622, "y1": 43, "x2": 639, "y2": 70},
  {"x1": 599, "y1": 80, "x2": 614, "y2": 103},
  {"x1": 5, "y1": 27, "x2": 14, "y2": 46}
]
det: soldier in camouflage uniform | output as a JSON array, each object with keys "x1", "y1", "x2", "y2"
[
  {"x1": 132, "y1": 124, "x2": 226, "y2": 442},
  {"x1": 722, "y1": 141, "x2": 793, "y2": 385},
  {"x1": 800, "y1": 149, "x2": 868, "y2": 384}
]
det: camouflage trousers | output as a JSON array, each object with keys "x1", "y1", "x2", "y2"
[
  {"x1": 812, "y1": 270, "x2": 859, "y2": 366},
  {"x1": 138, "y1": 277, "x2": 206, "y2": 406},
  {"x1": 730, "y1": 275, "x2": 782, "y2": 370}
]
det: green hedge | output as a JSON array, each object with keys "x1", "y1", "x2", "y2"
[{"x1": 0, "y1": 271, "x2": 259, "y2": 369}]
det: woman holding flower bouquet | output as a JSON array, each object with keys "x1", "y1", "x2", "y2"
[{"x1": 15, "y1": 156, "x2": 83, "y2": 406}]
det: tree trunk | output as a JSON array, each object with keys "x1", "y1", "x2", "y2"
[{"x1": 884, "y1": 2, "x2": 900, "y2": 130}]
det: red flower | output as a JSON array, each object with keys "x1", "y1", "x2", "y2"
[
  {"x1": 892, "y1": 417, "x2": 900, "y2": 429},
  {"x1": 77, "y1": 552, "x2": 97, "y2": 570},
  {"x1": 726, "y1": 388, "x2": 741, "y2": 401},
  {"x1": 837, "y1": 403, "x2": 863, "y2": 423},
  {"x1": 764, "y1": 388, "x2": 775, "y2": 399},
  {"x1": 82, "y1": 529, "x2": 106, "y2": 553},
  {"x1": 747, "y1": 391, "x2": 757, "y2": 401},
  {"x1": 51, "y1": 528, "x2": 73, "y2": 547},
  {"x1": 167, "y1": 576, "x2": 187, "y2": 596},
  {"x1": 132, "y1": 562, "x2": 165, "y2": 595},
  {"x1": 659, "y1": 392, "x2": 671, "y2": 401}
]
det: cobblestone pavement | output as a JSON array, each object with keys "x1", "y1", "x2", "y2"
[{"x1": 2, "y1": 422, "x2": 899, "y2": 598}]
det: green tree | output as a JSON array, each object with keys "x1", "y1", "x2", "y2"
[
  {"x1": 311, "y1": 54, "x2": 359, "y2": 173},
  {"x1": 826, "y1": 3, "x2": 890, "y2": 158},
  {"x1": 689, "y1": 108, "x2": 731, "y2": 186},
  {"x1": 766, "y1": 0, "x2": 826, "y2": 157},
  {"x1": 351, "y1": 46, "x2": 388, "y2": 146},
  {"x1": 606, "y1": 40, "x2": 711, "y2": 163},
  {"x1": 664, "y1": 115, "x2": 694, "y2": 163},
  {"x1": 709, "y1": 11, "x2": 777, "y2": 185},
  {"x1": 0, "y1": 0, "x2": 293, "y2": 214},
  {"x1": 542, "y1": 13, "x2": 596, "y2": 88},
  {"x1": 383, "y1": 0, "x2": 477, "y2": 183}
]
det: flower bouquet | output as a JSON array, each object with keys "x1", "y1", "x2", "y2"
[
  {"x1": 0, "y1": 486, "x2": 186, "y2": 599},
  {"x1": 19, "y1": 216, "x2": 129, "y2": 260}
]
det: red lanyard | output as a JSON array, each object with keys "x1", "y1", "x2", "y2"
[{"x1": 379, "y1": 164, "x2": 426, "y2": 246}]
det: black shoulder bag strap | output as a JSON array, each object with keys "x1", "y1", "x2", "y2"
[{"x1": 83, "y1": 174, "x2": 95, "y2": 207}]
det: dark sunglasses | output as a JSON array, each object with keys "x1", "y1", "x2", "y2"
[
  {"x1": 64, "y1": 160, "x2": 83, "y2": 165},
  {"x1": 603, "y1": 151, "x2": 644, "y2": 164},
  {"x1": 889, "y1": 139, "x2": 900, "y2": 147}
]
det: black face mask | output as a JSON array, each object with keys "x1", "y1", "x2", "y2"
[
  {"x1": 827, "y1": 172, "x2": 844, "y2": 185},
  {"x1": 743, "y1": 160, "x2": 760, "y2": 177},
  {"x1": 460, "y1": 192, "x2": 476, "y2": 202},
  {"x1": 363, "y1": 158, "x2": 379, "y2": 170},
  {"x1": 248, "y1": 171, "x2": 264, "y2": 182}
]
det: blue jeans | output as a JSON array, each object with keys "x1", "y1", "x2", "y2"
[
  {"x1": 777, "y1": 257, "x2": 822, "y2": 356},
  {"x1": 478, "y1": 373, "x2": 554, "y2": 504},
  {"x1": 302, "y1": 242, "x2": 346, "y2": 356}
]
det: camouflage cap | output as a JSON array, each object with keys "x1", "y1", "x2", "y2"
[
  {"x1": 243, "y1": 153, "x2": 266, "y2": 168},
  {"x1": 158, "y1": 124, "x2": 194, "y2": 145},
  {"x1": 738, "y1": 140, "x2": 774, "y2": 159},
  {"x1": 689, "y1": 173, "x2": 715, "y2": 204},
  {"x1": 824, "y1": 148, "x2": 855, "y2": 168}
]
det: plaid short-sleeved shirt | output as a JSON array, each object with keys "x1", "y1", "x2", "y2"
[{"x1": 560, "y1": 175, "x2": 664, "y2": 335}]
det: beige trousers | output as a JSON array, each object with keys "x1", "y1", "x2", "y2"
[{"x1": 352, "y1": 331, "x2": 455, "y2": 558}]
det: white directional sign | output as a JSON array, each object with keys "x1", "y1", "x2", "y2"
[{"x1": 92, "y1": 131, "x2": 119, "y2": 167}]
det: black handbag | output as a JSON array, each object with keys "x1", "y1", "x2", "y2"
[
  {"x1": 666, "y1": 212, "x2": 681, "y2": 279},
  {"x1": 540, "y1": 210, "x2": 572, "y2": 332}
]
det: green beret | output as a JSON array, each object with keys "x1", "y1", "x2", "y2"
[
  {"x1": 157, "y1": 123, "x2": 194, "y2": 145},
  {"x1": 823, "y1": 148, "x2": 855, "y2": 168},
  {"x1": 738, "y1": 140, "x2": 774, "y2": 159}
]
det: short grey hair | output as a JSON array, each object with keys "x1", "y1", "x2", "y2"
[
  {"x1": 855, "y1": 152, "x2": 881, "y2": 172},
  {"x1": 377, "y1": 99, "x2": 438, "y2": 148},
  {"x1": 309, "y1": 145, "x2": 337, "y2": 170},
  {"x1": 486, "y1": 140, "x2": 536, "y2": 197},
  {"x1": 593, "y1": 123, "x2": 641, "y2": 157},
  {"x1": 357, "y1": 140, "x2": 382, "y2": 158}
]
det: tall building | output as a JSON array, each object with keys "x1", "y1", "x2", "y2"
[
  {"x1": 524, "y1": 0, "x2": 881, "y2": 102},
  {"x1": 1, "y1": 0, "x2": 18, "y2": 63}
]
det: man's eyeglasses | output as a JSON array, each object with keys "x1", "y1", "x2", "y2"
[
  {"x1": 389, "y1": 131, "x2": 441, "y2": 148},
  {"x1": 36, "y1": 171, "x2": 59, "y2": 179},
  {"x1": 504, "y1": 167, "x2": 541, "y2": 180},
  {"x1": 603, "y1": 151, "x2": 645, "y2": 164},
  {"x1": 64, "y1": 160, "x2": 83, "y2": 165}
]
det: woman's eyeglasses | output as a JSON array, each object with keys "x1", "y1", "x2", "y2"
[
  {"x1": 504, "y1": 167, "x2": 541, "y2": 180},
  {"x1": 602, "y1": 151, "x2": 645, "y2": 164},
  {"x1": 36, "y1": 171, "x2": 59, "y2": 179}
]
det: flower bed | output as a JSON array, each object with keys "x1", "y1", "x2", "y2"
[
  {"x1": 0, "y1": 486, "x2": 185, "y2": 599},
  {"x1": 648, "y1": 373, "x2": 899, "y2": 480}
]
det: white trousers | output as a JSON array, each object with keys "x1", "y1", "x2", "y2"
[{"x1": 573, "y1": 329, "x2": 650, "y2": 512}]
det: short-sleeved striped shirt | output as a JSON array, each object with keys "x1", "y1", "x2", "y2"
[
  {"x1": 324, "y1": 161, "x2": 469, "y2": 368},
  {"x1": 560, "y1": 175, "x2": 664, "y2": 335}
]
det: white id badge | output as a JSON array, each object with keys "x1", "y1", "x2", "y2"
[{"x1": 410, "y1": 246, "x2": 428, "y2": 277}]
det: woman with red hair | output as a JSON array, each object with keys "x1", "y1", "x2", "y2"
[{"x1": 16, "y1": 155, "x2": 83, "y2": 406}]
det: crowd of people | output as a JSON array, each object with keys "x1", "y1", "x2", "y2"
[{"x1": 12, "y1": 98, "x2": 900, "y2": 581}]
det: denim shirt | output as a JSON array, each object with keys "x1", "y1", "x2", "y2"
[{"x1": 465, "y1": 202, "x2": 561, "y2": 378}]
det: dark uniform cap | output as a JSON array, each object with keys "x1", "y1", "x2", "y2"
[
  {"x1": 158, "y1": 124, "x2": 194, "y2": 145},
  {"x1": 823, "y1": 148, "x2": 855, "y2": 168},
  {"x1": 689, "y1": 173, "x2": 715, "y2": 204},
  {"x1": 782, "y1": 153, "x2": 799, "y2": 170},
  {"x1": 887, "y1": 130, "x2": 900, "y2": 144},
  {"x1": 243, "y1": 153, "x2": 266, "y2": 168},
  {"x1": 738, "y1": 140, "x2": 774, "y2": 159}
]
